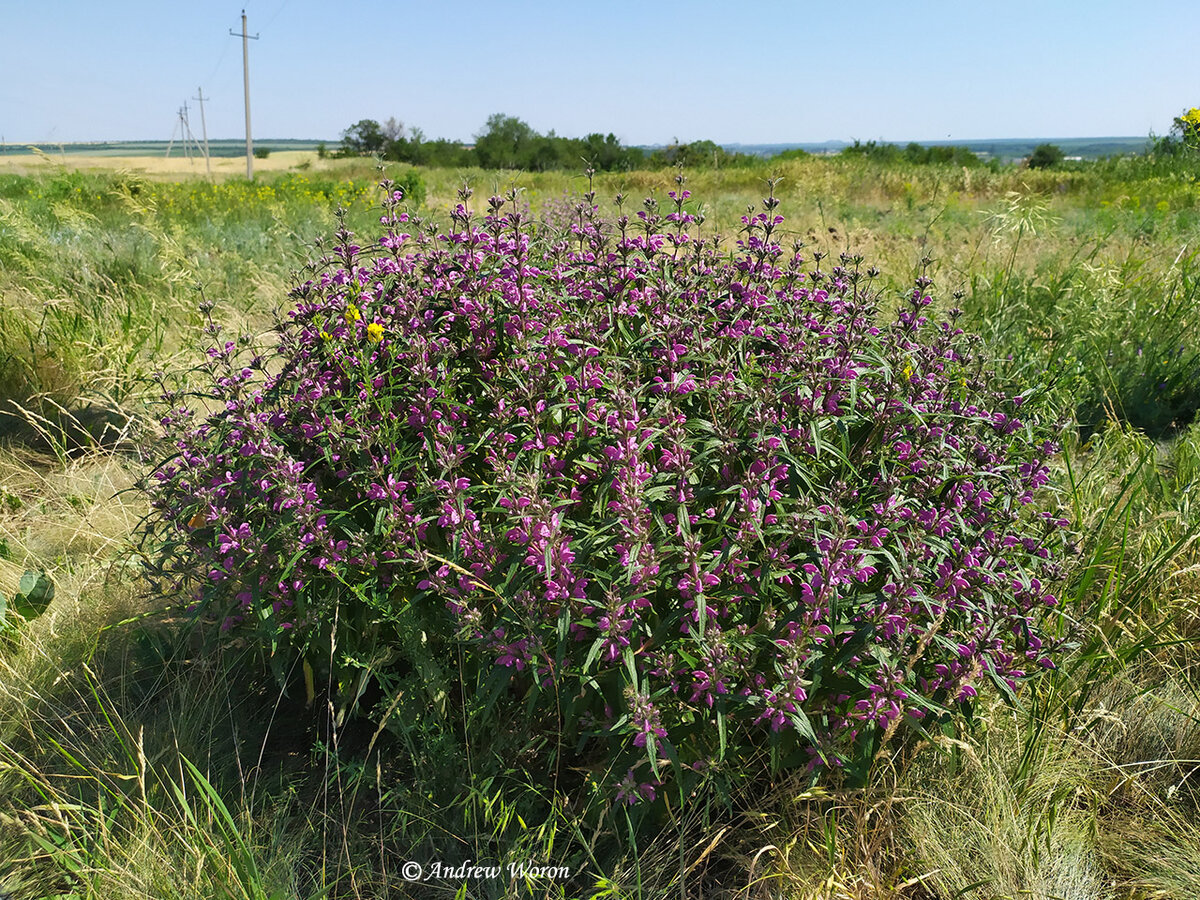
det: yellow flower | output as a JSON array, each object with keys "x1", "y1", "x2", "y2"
[
  {"x1": 320, "y1": 330, "x2": 332, "y2": 342},
  {"x1": 367, "y1": 322, "x2": 385, "y2": 344},
  {"x1": 345, "y1": 303, "x2": 360, "y2": 324}
]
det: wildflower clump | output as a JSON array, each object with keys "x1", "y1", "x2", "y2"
[{"x1": 145, "y1": 176, "x2": 1067, "y2": 797}]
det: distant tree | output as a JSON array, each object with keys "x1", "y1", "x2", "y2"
[
  {"x1": 950, "y1": 145, "x2": 983, "y2": 167},
  {"x1": 340, "y1": 119, "x2": 386, "y2": 155},
  {"x1": 1027, "y1": 143, "x2": 1065, "y2": 169},
  {"x1": 420, "y1": 137, "x2": 475, "y2": 167},
  {"x1": 923, "y1": 144, "x2": 981, "y2": 166},
  {"x1": 338, "y1": 114, "x2": 638, "y2": 171},
  {"x1": 527, "y1": 132, "x2": 568, "y2": 171},
  {"x1": 904, "y1": 141, "x2": 926, "y2": 163},
  {"x1": 474, "y1": 114, "x2": 538, "y2": 169},
  {"x1": 382, "y1": 116, "x2": 406, "y2": 143},
  {"x1": 649, "y1": 139, "x2": 754, "y2": 169},
  {"x1": 665, "y1": 139, "x2": 720, "y2": 167},
  {"x1": 581, "y1": 132, "x2": 639, "y2": 171},
  {"x1": 839, "y1": 140, "x2": 981, "y2": 167},
  {"x1": 841, "y1": 140, "x2": 902, "y2": 163},
  {"x1": 382, "y1": 138, "x2": 415, "y2": 164}
]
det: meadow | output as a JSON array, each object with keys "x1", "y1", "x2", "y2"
[{"x1": 0, "y1": 148, "x2": 1198, "y2": 900}]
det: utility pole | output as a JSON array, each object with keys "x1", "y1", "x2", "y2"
[
  {"x1": 230, "y1": 10, "x2": 259, "y2": 180},
  {"x1": 193, "y1": 87, "x2": 212, "y2": 179},
  {"x1": 181, "y1": 102, "x2": 191, "y2": 163},
  {"x1": 166, "y1": 107, "x2": 186, "y2": 158}
]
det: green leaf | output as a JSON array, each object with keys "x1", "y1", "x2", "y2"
[
  {"x1": 13, "y1": 570, "x2": 54, "y2": 620},
  {"x1": 582, "y1": 636, "x2": 606, "y2": 675},
  {"x1": 623, "y1": 645, "x2": 639, "y2": 691},
  {"x1": 786, "y1": 707, "x2": 820, "y2": 747}
]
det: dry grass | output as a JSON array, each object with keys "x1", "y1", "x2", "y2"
[
  {"x1": 898, "y1": 706, "x2": 1108, "y2": 900},
  {"x1": 0, "y1": 448, "x2": 143, "y2": 603},
  {"x1": 0, "y1": 149, "x2": 324, "y2": 180}
]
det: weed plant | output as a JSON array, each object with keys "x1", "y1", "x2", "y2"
[{"x1": 142, "y1": 168, "x2": 1071, "y2": 892}]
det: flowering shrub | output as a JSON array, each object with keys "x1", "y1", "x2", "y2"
[{"x1": 145, "y1": 175, "x2": 1067, "y2": 798}]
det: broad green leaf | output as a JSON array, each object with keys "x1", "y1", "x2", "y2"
[{"x1": 13, "y1": 570, "x2": 54, "y2": 620}]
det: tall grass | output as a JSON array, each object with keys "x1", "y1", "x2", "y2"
[{"x1": 0, "y1": 169, "x2": 383, "y2": 455}]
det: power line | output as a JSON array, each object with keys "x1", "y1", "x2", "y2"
[
  {"x1": 202, "y1": 42, "x2": 232, "y2": 88},
  {"x1": 262, "y1": 0, "x2": 291, "y2": 31}
]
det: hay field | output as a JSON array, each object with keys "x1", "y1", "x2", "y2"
[{"x1": 0, "y1": 148, "x2": 323, "y2": 180}]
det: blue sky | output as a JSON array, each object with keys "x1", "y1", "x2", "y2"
[{"x1": 2, "y1": 1, "x2": 1196, "y2": 145}]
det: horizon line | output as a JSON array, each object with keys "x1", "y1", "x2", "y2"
[{"x1": 1, "y1": 134, "x2": 1155, "y2": 148}]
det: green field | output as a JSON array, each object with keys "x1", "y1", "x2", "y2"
[{"x1": 0, "y1": 151, "x2": 1199, "y2": 899}]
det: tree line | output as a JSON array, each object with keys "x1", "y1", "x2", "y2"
[
  {"x1": 333, "y1": 109, "x2": 1200, "y2": 173},
  {"x1": 335, "y1": 114, "x2": 764, "y2": 171}
]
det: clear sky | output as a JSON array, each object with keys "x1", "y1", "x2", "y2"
[{"x1": 2, "y1": 0, "x2": 1196, "y2": 146}]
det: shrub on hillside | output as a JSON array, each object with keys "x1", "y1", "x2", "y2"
[
  {"x1": 144, "y1": 175, "x2": 1067, "y2": 802},
  {"x1": 1028, "y1": 144, "x2": 1065, "y2": 170},
  {"x1": 840, "y1": 140, "x2": 983, "y2": 167}
]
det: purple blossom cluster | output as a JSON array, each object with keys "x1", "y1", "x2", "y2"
[{"x1": 145, "y1": 175, "x2": 1067, "y2": 794}]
